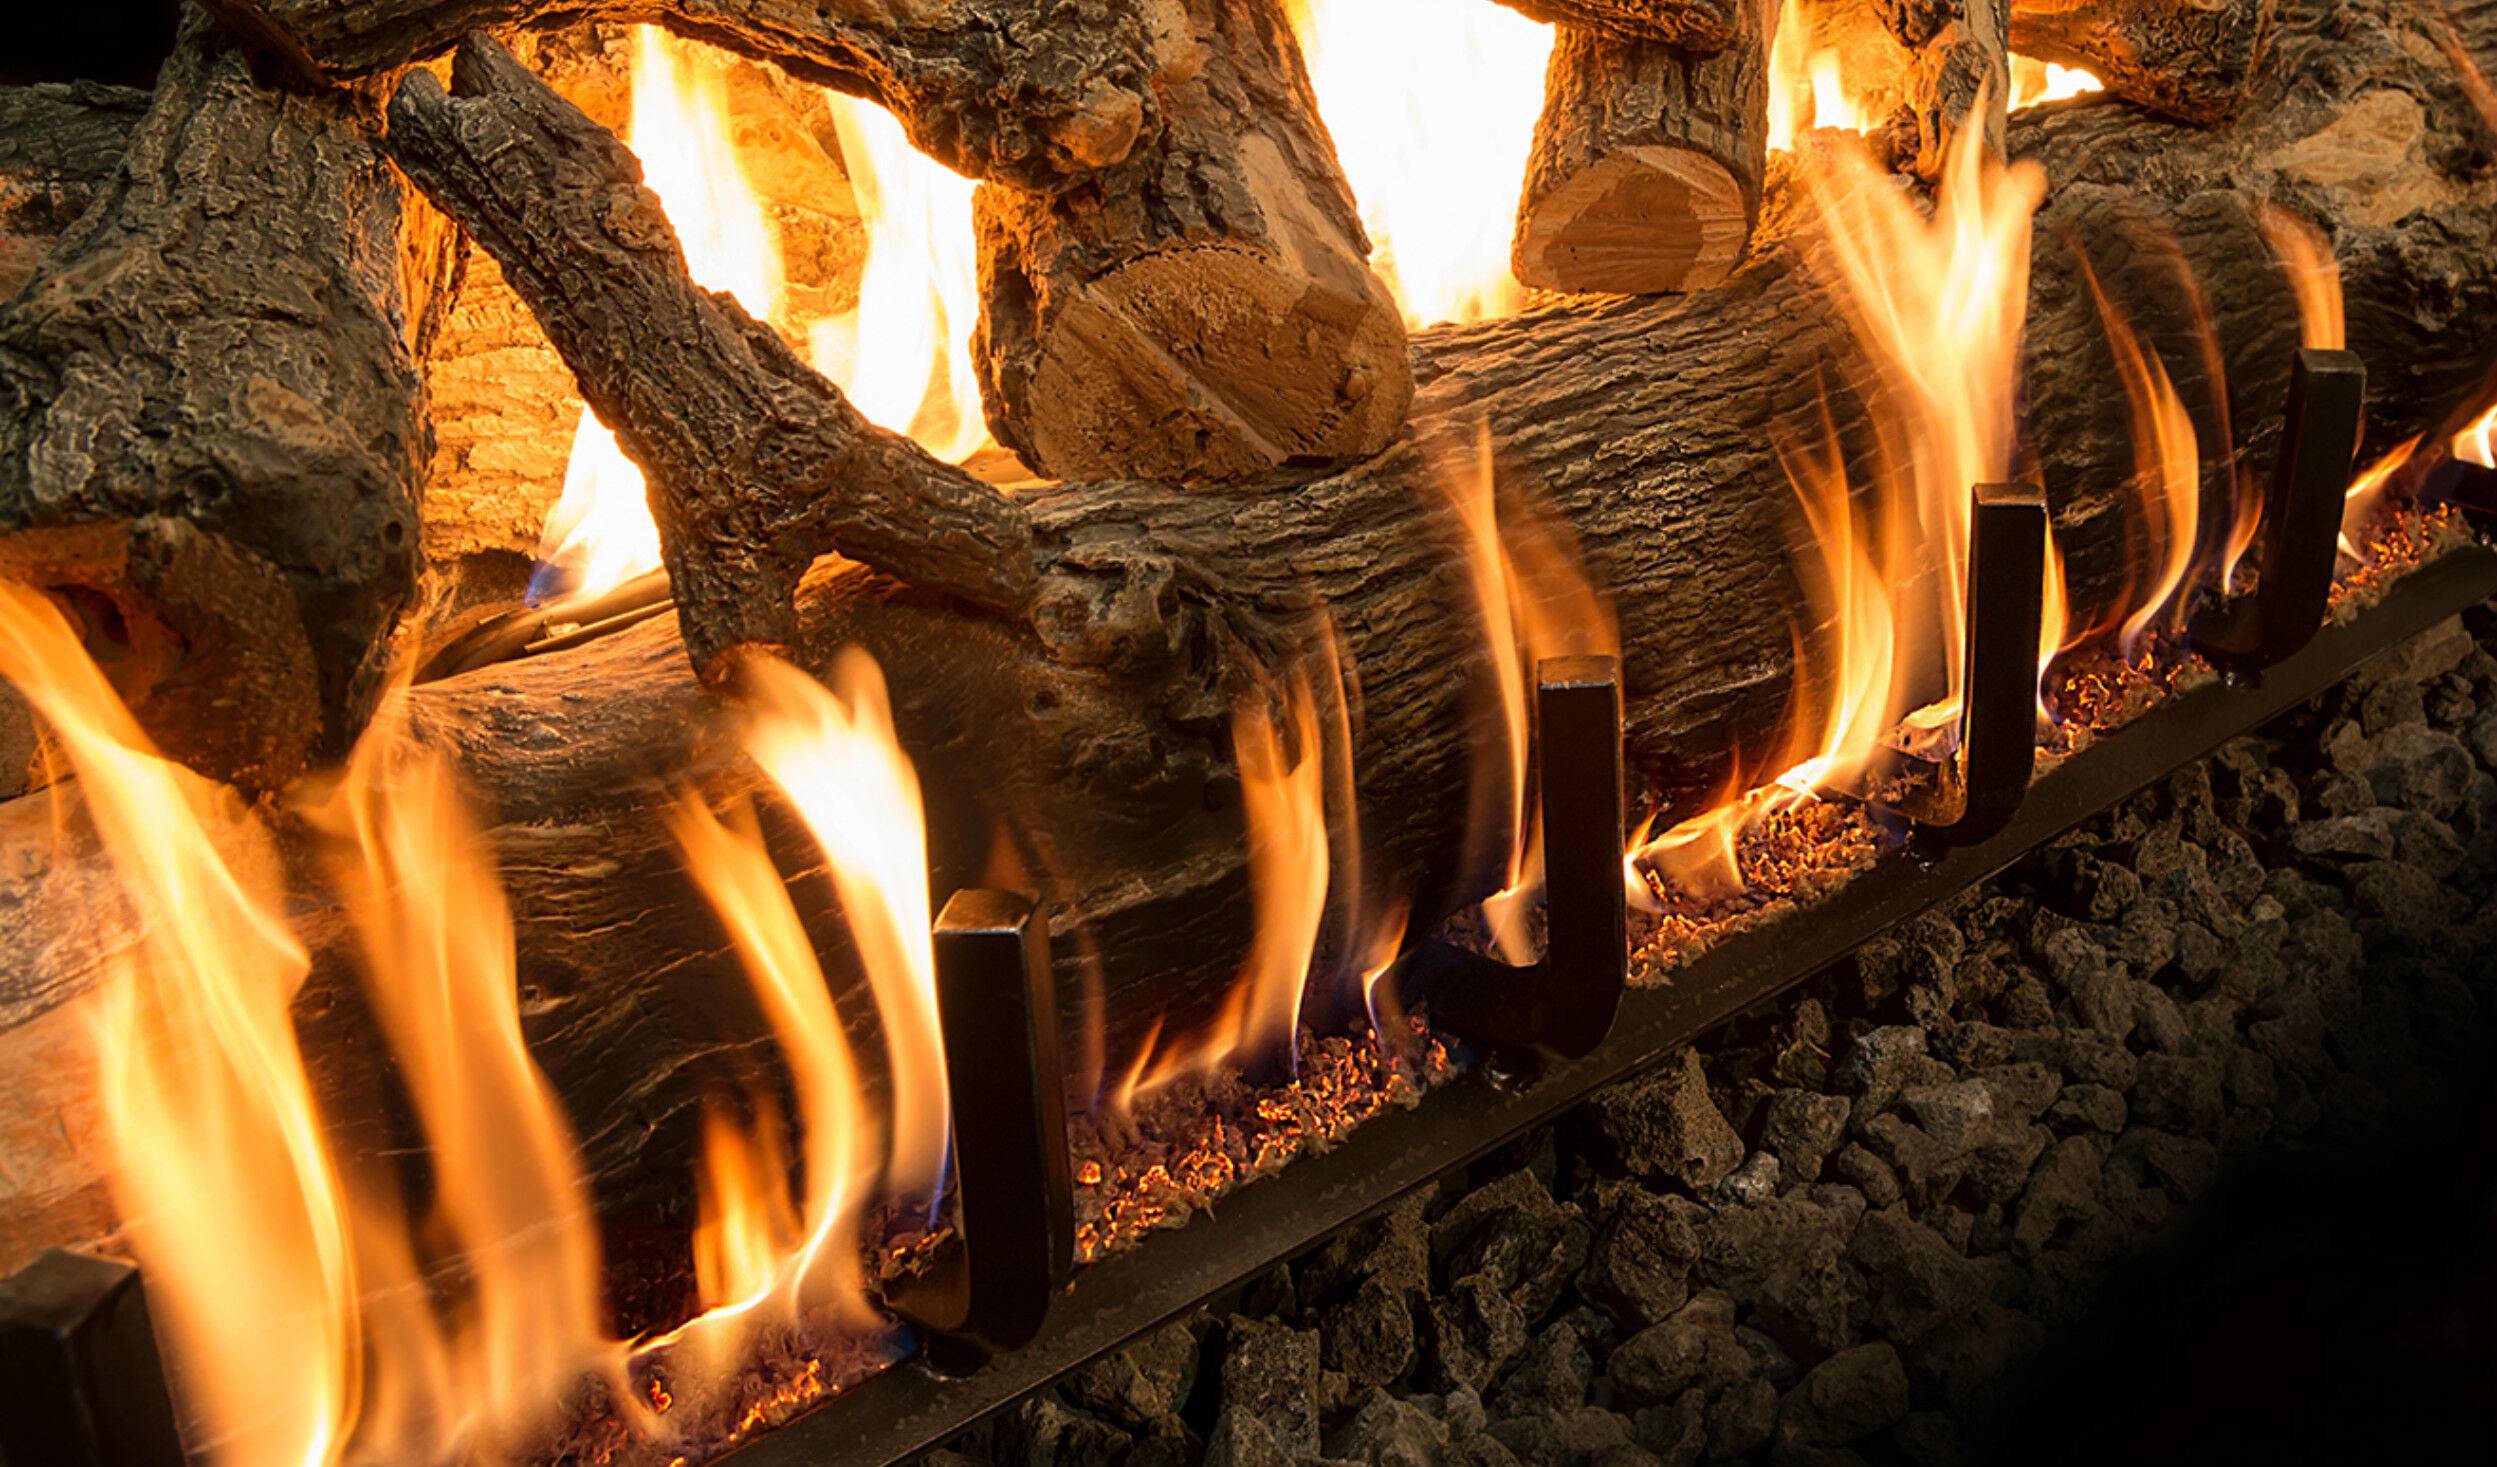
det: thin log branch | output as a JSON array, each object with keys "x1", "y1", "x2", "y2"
[
  {"x1": 382, "y1": 32, "x2": 1038, "y2": 676},
  {"x1": 1493, "y1": 0, "x2": 1743, "y2": 51},
  {"x1": 2010, "y1": 0, "x2": 2281, "y2": 124},
  {"x1": 204, "y1": 0, "x2": 1201, "y2": 193}
]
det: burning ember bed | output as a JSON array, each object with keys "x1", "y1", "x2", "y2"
[{"x1": 1, "y1": 0, "x2": 2496, "y2": 1464}]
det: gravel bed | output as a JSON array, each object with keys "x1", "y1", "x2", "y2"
[{"x1": 924, "y1": 604, "x2": 2497, "y2": 1467}]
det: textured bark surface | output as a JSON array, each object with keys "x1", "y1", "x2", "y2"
[
  {"x1": 1494, "y1": 0, "x2": 1741, "y2": 51},
  {"x1": 204, "y1": 0, "x2": 1200, "y2": 194},
  {"x1": 2010, "y1": 0, "x2": 2281, "y2": 124},
  {"x1": 384, "y1": 32, "x2": 1036, "y2": 675},
  {"x1": 0, "y1": 82, "x2": 151, "y2": 300},
  {"x1": 1892, "y1": 0, "x2": 2011, "y2": 178},
  {"x1": 1512, "y1": 11, "x2": 1770, "y2": 295},
  {"x1": 1, "y1": 0, "x2": 2491, "y2": 1282},
  {"x1": 970, "y1": 0, "x2": 1411, "y2": 482},
  {"x1": 0, "y1": 20, "x2": 433, "y2": 791}
]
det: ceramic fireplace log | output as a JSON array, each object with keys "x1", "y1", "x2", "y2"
[
  {"x1": 0, "y1": 81, "x2": 151, "y2": 300},
  {"x1": 968, "y1": 0, "x2": 1414, "y2": 483},
  {"x1": 200, "y1": 0, "x2": 1199, "y2": 195},
  {"x1": 382, "y1": 31, "x2": 1039, "y2": 678},
  {"x1": 1492, "y1": 0, "x2": 1745, "y2": 52},
  {"x1": 2009, "y1": 0, "x2": 2281, "y2": 124},
  {"x1": 1510, "y1": 12, "x2": 1770, "y2": 296},
  {"x1": 1892, "y1": 0, "x2": 2012, "y2": 181},
  {"x1": 0, "y1": 13, "x2": 444, "y2": 792}
]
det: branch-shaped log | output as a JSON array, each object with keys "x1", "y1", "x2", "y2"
[
  {"x1": 1512, "y1": 10, "x2": 1769, "y2": 295},
  {"x1": 0, "y1": 81, "x2": 150, "y2": 299},
  {"x1": 2010, "y1": 0, "x2": 2280, "y2": 124},
  {"x1": 383, "y1": 32, "x2": 1037, "y2": 677},
  {"x1": 0, "y1": 16, "x2": 431, "y2": 791},
  {"x1": 204, "y1": 0, "x2": 1199, "y2": 193},
  {"x1": 1493, "y1": 0, "x2": 1742, "y2": 51},
  {"x1": 970, "y1": 0, "x2": 1411, "y2": 483}
]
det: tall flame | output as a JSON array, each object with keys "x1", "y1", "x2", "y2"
[
  {"x1": 736, "y1": 650, "x2": 950, "y2": 1209},
  {"x1": 535, "y1": 26, "x2": 784, "y2": 605},
  {"x1": 1767, "y1": 0, "x2": 1891, "y2": 149},
  {"x1": 1633, "y1": 112, "x2": 2049, "y2": 899},
  {"x1": 0, "y1": 584, "x2": 355, "y2": 1467},
  {"x1": 809, "y1": 98, "x2": 990, "y2": 463},
  {"x1": 2076, "y1": 255, "x2": 2202, "y2": 658},
  {"x1": 2256, "y1": 202, "x2": 2344, "y2": 352},
  {"x1": 1290, "y1": 0, "x2": 1551, "y2": 325}
]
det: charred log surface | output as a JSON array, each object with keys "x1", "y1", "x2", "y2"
[
  {"x1": 0, "y1": 82, "x2": 151, "y2": 300},
  {"x1": 1892, "y1": 0, "x2": 2011, "y2": 179},
  {"x1": 1494, "y1": 0, "x2": 1741, "y2": 51},
  {"x1": 2012, "y1": 0, "x2": 2282, "y2": 125},
  {"x1": 970, "y1": 0, "x2": 1412, "y2": 483},
  {"x1": 203, "y1": 0, "x2": 1198, "y2": 194},
  {"x1": 382, "y1": 32, "x2": 1038, "y2": 675},
  {"x1": 0, "y1": 19, "x2": 428, "y2": 791},
  {"x1": 1512, "y1": 15, "x2": 1769, "y2": 295}
]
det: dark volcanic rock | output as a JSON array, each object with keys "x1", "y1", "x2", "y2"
[
  {"x1": 1576, "y1": 1188, "x2": 1701, "y2": 1331},
  {"x1": 1586, "y1": 1049, "x2": 1745, "y2": 1192},
  {"x1": 1771, "y1": 1343, "x2": 1909, "y2": 1450},
  {"x1": 1606, "y1": 1291, "x2": 1750, "y2": 1408}
]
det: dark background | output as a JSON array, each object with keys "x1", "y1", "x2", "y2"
[{"x1": 4, "y1": 2, "x2": 183, "y2": 88}]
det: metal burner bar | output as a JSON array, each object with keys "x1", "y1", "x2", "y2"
[
  {"x1": 718, "y1": 541, "x2": 2497, "y2": 1467},
  {"x1": 1405, "y1": 655, "x2": 1626, "y2": 1060},
  {"x1": 889, "y1": 890, "x2": 1073, "y2": 1369},
  {"x1": 0, "y1": 1249, "x2": 186, "y2": 1467},
  {"x1": 2195, "y1": 348, "x2": 2367, "y2": 670}
]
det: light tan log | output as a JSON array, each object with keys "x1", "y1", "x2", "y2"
[
  {"x1": 1898, "y1": 0, "x2": 2012, "y2": 179},
  {"x1": 2009, "y1": 0, "x2": 2281, "y2": 124},
  {"x1": 1492, "y1": 0, "x2": 1742, "y2": 50},
  {"x1": 1511, "y1": 7, "x2": 1771, "y2": 296},
  {"x1": 969, "y1": 0, "x2": 1411, "y2": 483}
]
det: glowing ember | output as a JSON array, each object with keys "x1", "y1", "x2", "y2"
[{"x1": 1290, "y1": 0, "x2": 1551, "y2": 325}]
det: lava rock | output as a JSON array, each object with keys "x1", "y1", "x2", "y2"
[
  {"x1": 1606, "y1": 1290, "x2": 1751, "y2": 1408},
  {"x1": 1905, "y1": 1301, "x2": 2045, "y2": 1412},
  {"x1": 1862, "y1": 1113, "x2": 1964, "y2": 1209},
  {"x1": 1326, "y1": 1389, "x2": 1448, "y2": 1467},
  {"x1": 1762, "y1": 1090, "x2": 1853, "y2": 1184},
  {"x1": 1889, "y1": 1410, "x2": 1960, "y2": 1467},
  {"x1": 1215, "y1": 1315, "x2": 1321, "y2": 1457},
  {"x1": 2112, "y1": 1128, "x2": 2219, "y2": 1200},
  {"x1": 1717, "y1": 1151, "x2": 1783, "y2": 1206},
  {"x1": 2057, "y1": 1028, "x2": 2138, "y2": 1091},
  {"x1": 2128, "y1": 1052, "x2": 2227, "y2": 1136},
  {"x1": 1429, "y1": 1274, "x2": 1533, "y2": 1393},
  {"x1": 1322, "y1": 1275, "x2": 1418, "y2": 1391},
  {"x1": 2348, "y1": 859, "x2": 2468, "y2": 927},
  {"x1": 1575, "y1": 1189, "x2": 1701, "y2": 1331},
  {"x1": 1630, "y1": 1390, "x2": 1710, "y2": 1466},
  {"x1": 1833, "y1": 1144, "x2": 1904, "y2": 1209},
  {"x1": 1586, "y1": 1049, "x2": 1745, "y2": 1192},
  {"x1": 1970, "y1": 1062, "x2": 2060, "y2": 1126},
  {"x1": 1492, "y1": 1322, "x2": 1593, "y2": 1418},
  {"x1": 1487, "y1": 1406, "x2": 1659, "y2": 1467},
  {"x1": 2360, "y1": 723, "x2": 2476, "y2": 818},
  {"x1": 2043, "y1": 1083, "x2": 2127, "y2": 1135},
  {"x1": 2291, "y1": 810, "x2": 2399, "y2": 862},
  {"x1": 1846, "y1": 1208, "x2": 1984, "y2": 1348},
  {"x1": 2011, "y1": 1135, "x2": 2107, "y2": 1258},
  {"x1": 1838, "y1": 1027, "x2": 1951, "y2": 1109},
  {"x1": 1899, "y1": 1080, "x2": 1994, "y2": 1150},
  {"x1": 1708, "y1": 1375, "x2": 1780, "y2": 1460},
  {"x1": 1009, "y1": 1395, "x2": 1139, "y2": 1467},
  {"x1": 1064, "y1": 1317, "x2": 1203, "y2": 1430},
  {"x1": 1699, "y1": 1199, "x2": 1858, "y2": 1360},
  {"x1": 1771, "y1": 1342, "x2": 1909, "y2": 1449},
  {"x1": 1955, "y1": 1123, "x2": 2052, "y2": 1208}
]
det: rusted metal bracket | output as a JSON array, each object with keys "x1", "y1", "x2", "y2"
[
  {"x1": 1422, "y1": 654, "x2": 1628, "y2": 1060},
  {"x1": 887, "y1": 889, "x2": 1073, "y2": 1371},
  {"x1": 1896, "y1": 483, "x2": 2050, "y2": 849},
  {"x1": 0, "y1": 1250, "x2": 186, "y2": 1467},
  {"x1": 2194, "y1": 348, "x2": 2367, "y2": 672}
]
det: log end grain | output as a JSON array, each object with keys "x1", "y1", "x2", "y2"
[{"x1": 1512, "y1": 146, "x2": 1752, "y2": 294}]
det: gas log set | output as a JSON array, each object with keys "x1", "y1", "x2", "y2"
[{"x1": 1, "y1": 0, "x2": 2496, "y2": 1463}]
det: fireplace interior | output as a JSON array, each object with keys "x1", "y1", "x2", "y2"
[{"x1": 1, "y1": 0, "x2": 2495, "y2": 1464}]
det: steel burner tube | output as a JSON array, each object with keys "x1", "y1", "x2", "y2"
[
  {"x1": 889, "y1": 889, "x2": 1072, "y2": 1369},
  {"x1": 1534, "y1": 654, "x2": 1627, "y2": 1059},
  {"x1": 0, "y1": 1249, "x2": 186, "y2": 1467},
  {"x1": 2195, "y1": 347, "x2": 2367, "y2": 670}
]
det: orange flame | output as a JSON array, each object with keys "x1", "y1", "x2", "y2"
[
  {"x1": 2075, "y1": 255, "x2": 2202, "y2": 659},
  {"x1": 536, "y1": 25, "x2": 783, "y2": 604},
  {"x1": 1767, "y1": 0, "x2": 1890, "y2": 148},
  {"x1": 736, "y1": 651, "x2": 950, "y2": 1208},
  {"x1": 2007, "y1": 56, "x2": 2104, "y2": 110},
  {"x1": 809, "y1": 98, "x2": 990, "y2": 462},
  {"x1": 2339, "y1": 436, "x2": 2421, "y2": 566},
  {"x1": 1633, "y1": 112, "x2": 2049, "y2": 899},
  {"x1": 1290, "y1": 0, "x2": 1551, "y2": 325},
  {"x1": 2453, "y1": 403, "x2": 2497, "y2": 469},
  {"x1": 2255, "y1": 203, "x2": 2344, "y2": 351},
  {"x1": 0, "y1": 583, "x2": 356, "y2": 1467}
]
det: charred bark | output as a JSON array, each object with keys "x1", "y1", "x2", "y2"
[
  {"x1": 0, "y1": 81, "x2": 152, "y2": 300},
  {"x1": 970, "y1": 0, "x2": 1411, "y2": 483},
  {"x1": 2010, "y1": 0, "x2": 2281, "y2": 124},
  {"x1": 1512, "y1": 8, "x2": 1770, "y2": 295},
  {"x1": 1493, "y1": 0, "x2": 1742, "y2": 51},
  {"x1": 0, "y1": 17, "x2": 433, "y2": 791},
  {"x1": 382, "y1": 32, "x2": 1038, "y2": 676},
  {"x1": 203, "y1": 0, "x2": 1200, "y2": 194},
  {"x1": 1892, "y1": 0, "x2": 2011, "y2": 178}
]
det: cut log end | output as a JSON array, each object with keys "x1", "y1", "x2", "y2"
[
  {"x1": 987, "y1": 241, "x2": 1414, "y2": 483},
  {"x1": 1513, "y1": 149, "x2": 1751, "y2": 294}
]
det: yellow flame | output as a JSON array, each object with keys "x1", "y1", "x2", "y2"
[
  {"x1": 302, "y1": 719, "x2": 613, "y2": 1461},
  {"x1": 2076, "y1": 257, "x2": 2202, "y2": 658},
  {"x1": 2255, "y1": 203, "x2": 2344, "y2": 351},
  {"x1": 1768, "y1": 0, "x2": 1887, "y2": 149},
  {"x1": 737, "y1": 650, "x2": 949, "y2": 1206},
  {"x1": 0, "y1": 584, "x2": 355, "y2": 1467},
  {"x1": 2339, "y1": 436, "x2": 2420, "y2": 565},
  {"x1": 2008, "y1": 56, "x2": 2104, "y2": 110},
  {"x1": 2454, "y1": 403, "x2": 2497, "y2": 469},
  {"x1": 1290, "y1": 0, "x2": 1551, "y2": 325},
  {"x1": 809, "y1": 98, "x2": 991, "y2": 462}
]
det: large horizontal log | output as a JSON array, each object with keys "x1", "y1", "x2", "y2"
[
  {"x1": 203, "y1": 0, "x2": 1200, "y2": 193},
  {"x1": 383, "y1": 32, "x2": 1038, "y2": 675},
  {"x1": 970, "y1": 0, "x2": 1411, "y2": 482},
  {"x1": 0, "y1": 13, "x2": 439, "y2": 791},
  {"x1": 4, "y1": 0, "x2": 2493, "y2": 1282}
]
